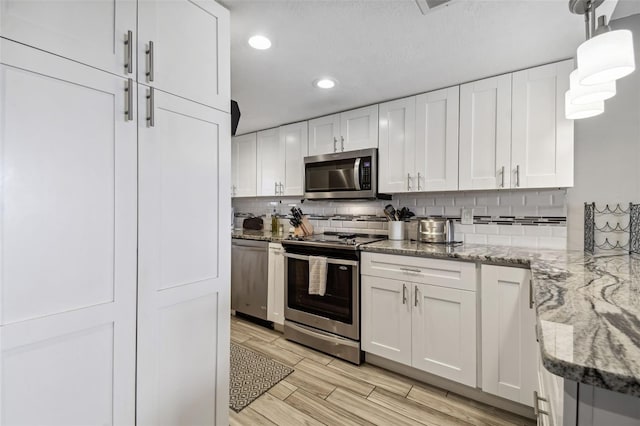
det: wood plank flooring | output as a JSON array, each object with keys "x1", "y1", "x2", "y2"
[{"x1": 230, "y1": 316, "x2": 536, "y2": 426}]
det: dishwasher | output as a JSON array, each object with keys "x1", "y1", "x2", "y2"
[{"x1": 231, "y1": 239, "x2": 269, "y2": 320}]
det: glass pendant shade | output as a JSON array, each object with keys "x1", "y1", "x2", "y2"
[
  {"x1": 565, "y1": 91, "x2": 604, "y2": 119},
  {"x1": 577, "y1": 30, "x2": 636, "y2": 85},
  {"x1": 568, "y1": 70, "x2": 616, "y2": 104}
]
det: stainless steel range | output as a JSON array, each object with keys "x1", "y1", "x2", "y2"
[{"x1": 281, "y1": 232, "x2": 386, "y2": 364}]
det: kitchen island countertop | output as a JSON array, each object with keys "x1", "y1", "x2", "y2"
[{"x1": 360, "y1": 240, "x2": 640, "y2": 397}]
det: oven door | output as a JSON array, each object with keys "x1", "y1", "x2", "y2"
[{"x1": 283, "y1": 252, "x2": 359, "y2": 340}]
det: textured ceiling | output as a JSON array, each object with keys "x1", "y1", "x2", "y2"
[{"x1": 222, "y1": 0, "x2": 618, "y2": 134}]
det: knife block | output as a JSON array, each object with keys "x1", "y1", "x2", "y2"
[{"x1": 293, "y1": 216, "x2": 314, "y2": 237}]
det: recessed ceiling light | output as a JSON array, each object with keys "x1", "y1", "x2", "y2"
[
  {"x1": 315, "y1": 78, "x2": 336, "y2": 89},
  {"x1": 248, "y1": 35, "x2": 271, "y2": 50}
]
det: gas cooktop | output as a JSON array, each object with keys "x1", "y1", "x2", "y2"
[{"x1": 282, "y1": 231, "x2": 387, "y2": 250}]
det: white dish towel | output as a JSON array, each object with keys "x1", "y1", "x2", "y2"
[{"x1": 308, "y1": 256, "x2": 327, "y2": 296}]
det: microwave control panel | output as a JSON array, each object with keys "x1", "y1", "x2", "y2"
[{"x1": 361, "y1": 157, "x2": 372, "y2": 190}]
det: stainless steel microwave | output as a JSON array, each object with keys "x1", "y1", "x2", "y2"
[{"x1": 304, "y1": 148, "x2": 380, "y2": 200}]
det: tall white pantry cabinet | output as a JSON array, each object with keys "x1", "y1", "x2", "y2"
[{"x1": 0, "y1": 1, "x2": 231, "y2": 425}]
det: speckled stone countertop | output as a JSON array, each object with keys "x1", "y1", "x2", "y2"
[
  {"x1": 361, "y1": 240, "x2": 640, "y2": 397},
  {"x1": 231, "y1": 229, "x2": 290, "y2": 242}
]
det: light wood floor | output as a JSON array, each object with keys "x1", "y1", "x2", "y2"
[{"x1": 230, "y1": 315, "x2": 536, "y2": 426}]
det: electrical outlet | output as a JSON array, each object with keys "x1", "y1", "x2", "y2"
[{"x1": 461, "y1": 208, "x2": 473, "y2": 225}]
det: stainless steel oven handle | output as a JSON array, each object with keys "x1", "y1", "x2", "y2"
[
  {"x1": 283, "y1": 252, "x2": 359, "y2": 267},
  {"x1": 353, "y1": 158, "x2": 361, "y2": 191}
]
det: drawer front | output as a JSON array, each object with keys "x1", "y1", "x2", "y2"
[{"x1": 361, "y1": 252, "x2": 477, "y2": 291}]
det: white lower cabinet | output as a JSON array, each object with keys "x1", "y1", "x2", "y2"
[
  {"x1": 412, "y1": 283, "x2": 477, "y2": 387},
  {"x1": 362, "y1": 253, "x2": 477, "y2": 387},
  {"x1": 267, "y1": 243, "x2": 285, "y2": 325},
  {"x1": 481, "y1": 265, "x2": 537, "y2": 407}
]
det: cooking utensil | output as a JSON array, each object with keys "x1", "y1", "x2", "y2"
[{"x1": 384, "y1": 204, "x2": 397, "y2": 221}]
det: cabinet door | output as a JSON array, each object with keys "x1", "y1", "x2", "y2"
[
  {"x1": 415, "y1": 87, "x2": 460, "y2": 191},
  {"x1": 0, "y1": 0, "x2": 136, "y2": 77},
  {"x1": 256, "y1": 128, "x2": 284, "y2": 196},
  {"x1": 412, "y1": 283, "x2": 477, "y2": 387},
  {"x1": 308, "y1": 114, "x2": 340, "y2": 156},
  {"x1": 361, "y1": 276, "x2": 412, "y2": 366},
  {"x1": 512, "y1": 60, "x2": 574, "y2": 189},
  {"x1": 280, "y1": 121, "x2": 309, "y2": 196},
  {"x1": 459, "y1": 75, "x2": 512, "y2": 190},
  {"x1": 340, "y1": 105, "x2": 379, "y2": 152},
  {"x1": 267, "y1": 244, "x2": 285, "y2": 325},
  {"x1": 137, "y1": 88, "x2": 230, "y2": 426},
  {"x1": 482, "y1": 266, "x2": 537, "y2": 406},
  {"x1": 232, "y1": 133, "x2": 257, "y2": 197},
  {"x1": 378, "y1": 96, "x2": 416, "y2": 193},
  {"x1": 138, "y1": 0, "x2": 230, "y2": 112},
  {"x1": 0, "y1": 40, "x2": 136, "y2": 425}
]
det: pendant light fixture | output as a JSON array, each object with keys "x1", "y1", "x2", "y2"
[{"x1": 565, "y1": 0, "x2": 636, "y2": 119}]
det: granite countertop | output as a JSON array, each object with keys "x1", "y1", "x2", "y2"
[
  {"x1": 361, "y1": 240, "x2": 640, "y2": 397},
  {"x1": 231, "y1": 229, "x2": 290, "y2": 242}
]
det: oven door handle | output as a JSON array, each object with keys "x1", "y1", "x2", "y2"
[{"x1": 283, "y1": 252, "x2": 359, "y2": 267}]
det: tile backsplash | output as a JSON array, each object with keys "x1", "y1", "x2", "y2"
[{"x1": 233, "y1": 188, "x2": 568, "y2": 250}]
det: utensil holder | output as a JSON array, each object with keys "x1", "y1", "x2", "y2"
[{"x1": 389, "y1": 222, "x2": 404, "y2": 240}]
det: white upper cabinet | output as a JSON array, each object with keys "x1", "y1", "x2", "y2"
[
  {"x1": 280, "y1": 121, "x2": 309, "y2": 196},
  {"x1": 481, "y1": 265, "x2": 536, "y2": 407},
  {"x1": 0, "y1": 40, "x2": 137, "y2": 425},
  {"x1": 378, "y1": 96, "x2": 417, "y2": 193},
  {"x1": 415, "y1": 87, "x2": 460, "y2": 192},
  {"x1": 138, "y1": 0, "x2": 230, "y2": 112},
  {"x1": 231, "y1": 133, "x2": 257, "y2": 197},
  {"x1": 0, "y1": 0, "x2": 136, "y2": 77},
  {"x1": 308, "y1": 113, "x2": 340, "y2": 156},
  {"x1": 339, "y1": 105, "x2": 379, "y2": 152},
  {"x1": 256, "y1": 128, "x2": 284, "y2": 196},
  {"x1": 308, "y1": 106, "x2": 379, "y2": 156},
  {"x1": 512, "y1": 60, "x2": 574, "y2": 189},
  {"x1": 459, "y1": 74, "x2": 513, "y2": 190}
]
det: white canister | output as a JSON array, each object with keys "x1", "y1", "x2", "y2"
[{"x1": 389, "y1": 221, "x2": 405, "y2": 240}]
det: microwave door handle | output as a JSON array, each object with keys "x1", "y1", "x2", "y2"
[{"x1": 353, "y1": 158, "x2": 361, "y2": 191}]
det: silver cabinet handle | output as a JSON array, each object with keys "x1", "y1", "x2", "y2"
[
  {"x1": 533, "y1": 391, "x2": 549, "y2": 417},
  {"x1": 407, "y1": 173, "x2": 412, "y2": 191},
  {"x1": 124, "y1": 30, "x2": 133, "y2": 74},
  {"x1": 529, "y1": 278, "x2": 534, "y2": 309},
  {"x1": 125, "y1": 78, "x2": 133, "y2": 121},
  {"x1": 146, "y1": 41, "x2": 154, "y2": 82},
  {"x1": 414, "y1": 285, "x2": 419, "y2": 307},
  {"x1": 516, "y1": 164, "x2": 520, "y2": 187},
  {"x1": 333, "y1": 137, "x2": 337, "y2": 152},
  {"x1": 400, "y1": 267, "x2": 421, "y2": 273},
  {"x1": 417, "y1": 172, "x2": 421, "y2": 191},
  {"x1": 146, "y1": 87, "x2": 155, "y2": 127},
  {"x1": 402, "y1": 284, "x2": 407, "y2": 305},
  {"x1": 341, "y1": 136, "x2": 345, "y2": 151},
  {"x1": 275, "y1": 182, "x2": 278, "y2": 195},
  {"x1": 499, "y1": 166, "x2": 505, "y2": 188}
]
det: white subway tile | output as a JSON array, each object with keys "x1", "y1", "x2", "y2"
[
  {"x1": 524, "y1": 225, "x2": 553, "y2": 237},
  {"x1": 351, "y1": 221, "x2": 368, "y2": 229},
  {"x1": 498, "y1": 225, "x2": 525, "y2": 236},
  {"x1": 487, "y1": 235, "x2": 512, "y2": 246},
  {"x1": 426, "y1": 206, "x2": 445, "y2": 216},
  {"x1": 487, "y1": 205, "x2": 512, "y2": 217},
  {"x1": 454, "y1": 196, "x2": 476, "y2": 207},
  {"x1": 537, "y1": 237, "x2": 567, "y2": 250},
  {"x1": 445, "y1": 206, "x2": 462, "y2": 216},
  {"x1": 511, "y1": 236, "x2": 539, "y2": 248},
  {"x1": 476, "y1": 194, "x2": 500, "y2": 206},
  {"x1": 552, "y1": 226, "x2": 568, "y2": 238},
  {"x1": 475, "y1": 224, "x2": 499, "y2": 235},
  {"x1": 524, "y1": 193, "x2": 553, "y2": 207},
  {"x1": 465, "y1": 234, "x2": 488, "y2": 244},
  {"x1": 435, "y1": 197, "x2": 455, "y2": 207},
  {"x1": 472, "y1": 206, "x2": 488, "y2": 216},
  {"x1": 499, "y1": 192, "x2": 525, "y2": 207},
  {"x1": 538, "y1": 206, "x2": 566, "y2": 217},
  {"x1": 512, "y1": 205, "x2": 539, "y2": 217}
]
